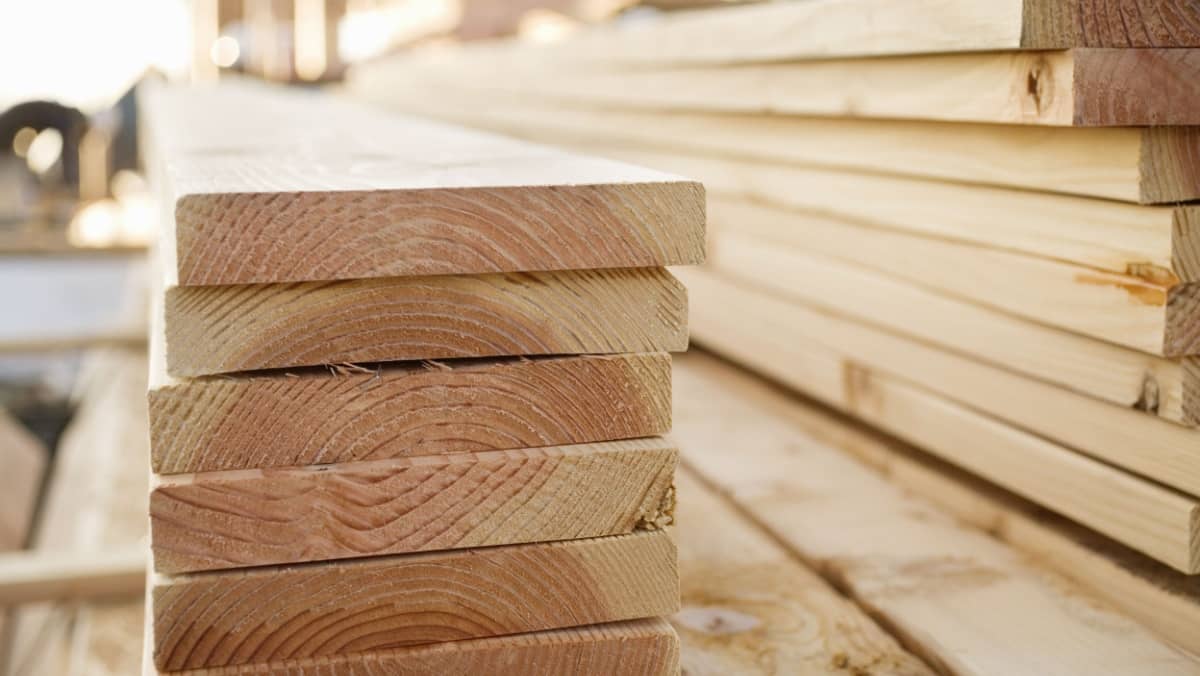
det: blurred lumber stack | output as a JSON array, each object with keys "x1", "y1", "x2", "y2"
[
  {"x1": 5, "y1": 349, "x2": 149, "y2": 676},
  {"x1": 138, "y1": 82, "x2": 704, "y2": 674},
  {"x1": 346, "y1": 0, "x2": 1200, "y2": 607}
]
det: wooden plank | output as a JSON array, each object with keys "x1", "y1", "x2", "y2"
[
  {"x1": 150, "y1": 437, "x2": 676, "y2": 574},
  {"x1": 572, "y1": 144, "x2": 1192, "y2": 289},
  {"x1": 150, "y1": 530, "x2": 678, "y2": 671},
  {"x1": 703, "y1": 196, "x2": 1195, "y2": 425},
  {"x1": 148, "y1": 349, "x2": 672, "y2": 474},
  {"x1": 353, "y1": 85, "x2": 1200, "y2": 204},
  {"x1": 342, "y1": 95, "x2": 1200, "y2": 290},
  {"x1": 0, "y1": 546, "x2": 144, "y2": 605},
  {"x1": 671, "y1": 351, "x2": 1200, "y2": 673},
  {"x1": 142, "y1": 618, "x2": 680, "y2": 675},
  {"x1": 711, "y1": 196, "x2": 1185, "y2": 359},
  {"x1": 162, "y1": 267, "x2": 689, "y2": 377},
  {"x1": 551, "y1": 0, "x2": 1200, "y2": 66},
  {"x1": 666, "y1": 177, "x2": 1190, "y2": 357},
  {"x1": 365, "y1": 47, "x2": 1200, "y2": 127},
  {"x1": 141, "y1": 82, "x2": 704, "y2": 287},
  {"x1": 772, "y1": 384, "x2": 1200, "y2": 659},
  {"x1": 676, "y1": 269, "x2": 1200, "y2": 572},
  {"x1": 671, "y1": 468, "x2": 934, "y2": 674}
]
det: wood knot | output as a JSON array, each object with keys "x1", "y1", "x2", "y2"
[
  {"x1": 674, "y1": 605, "x2": 761, "y2": 636},
  {"x1": 1023, "y1": 57, "x2": 1055, "y2": 116},
  {"x1": 1134, "y1": 373, "x2": 1160, "y2": 414}
]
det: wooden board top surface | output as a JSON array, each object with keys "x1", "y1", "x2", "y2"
[
  {"x1": 671, "y1": 352, "x2": 1200, "y2": 674},
  {"x1": 142, "y1": 82, "x2": 704, "y2": 286},
  {"x1": 672, "y1": 468, "x2": 934, "y2": 674}
]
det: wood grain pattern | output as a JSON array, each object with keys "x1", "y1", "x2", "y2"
[
  {"x1": 361, "y1": 84, "x2": 1200, "y2": 204},
  {"x1": 151, "y1": 531, "x2": 678, "y2": 670},
  {"x1": 699, "y1": 193, "x2": 1185, "y2": 357},
  {"x1": 672, "y1": 352, "x2": 1200, "y2": 673},
  {"x1": 1024, "y1": 0, "x2": 1200, "y2": 48},
  {"x1": 672, "y1": 469, "x2": 933, "y2": 674},
  {"x1": 676, "y1": 277, "x2": 1200, "y2": 573},
  {"x1": 1187, "y1": 359, "x2": 1200, "y2": 426},
  {"x1": 1175, "y1": 208, "x2": 1200, "y2": 283},
  {"x1": 583, "y1": 144, "x2": 1187, "y2": 284},
  {"x1": 1146, "y1": 128, "x2": 1200, "y2": 204},
  {"x1": 142, "y1": 619, "x2": 680, "y2": 675},
  {"x1": 150, "y1": 438, "x2": 676, "y2": 574},
  {"x1": 363, "y1": 46, "x2": 1200, "y2": 127},
  {"x1": 148, "y1": 352, "x2": 672, "y2": 473},
  {"x1": 703, "y1": 197, "x2": 1194, "y2": 425},
  {"x1": 775, "y1": 366, "x2": 1200, "y2": 659},
  {"x1": 1165, "y1": 284, "x2": 1200, "y2": 357},
  {"x1": 362, "y1": 100, "x2": 1200, "y2": 285},
  {"x1": 162, "y1": 267, "x2": 688, "y2": 377},
  {"x1": 543, "y1": 0, "x2": 1200, "y2": 66},
  {"x1": 141, "y1": 82, "x2": 704, "y2": 286},
  {"x1": 1073, "y1": 48, "x2": 1200, "y2": 125},
  {"x1": 677, "y1": 269, "x2": 1200, "y2": 560}
]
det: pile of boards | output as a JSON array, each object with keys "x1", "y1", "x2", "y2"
[
  {"x1": 347, "y1": 0, "x2": 1200, "y2": 587},
  {"x1": 139, "y1": 82, "x2": 704, "y2": 674}
]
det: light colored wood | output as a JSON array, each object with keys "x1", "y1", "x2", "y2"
[
  {"x1": 1188, "y1": 358, "x2": 1200, "y2": 425},
  {"x1": 148, "y1": 349, "x2": 672, "y2": 474},
  {"x1": 671, "y1": 351, "x2": 1200, "y2": 673},
  {"x1": 583, "y1": 145, "x2": 1194, "y2": 288},
  {"x1": 0, "y1": 546, "x2": 144, "y2": 605},
  {"x1": 150, "y1": 530, "x2": 678, "y2": 671},
  {"x1": 141, "y1": 81, "x2": 704, "y2": 286},
  {"x1": 0, "y1": 409, "x2": 45, "y2": 551},
  {"x1": 702, "y1": 196, "x2": 1187, "y2": 357},
  {"x1": 676, "y1": 269, "x2": 1200, "y2": 572},
  {"x1": 355, "y1": 85, "x2": 1200, "y2": 204},
  {"x1": 672, "y1": 469, "x2": 933, "y2": 674},
  {"x1": 0, "y1": 409, "x2": 46, "y2": 673},
  {"x1": 847, "y1": 366, "x2": 1199, "y2": 574},
  {"x1": 771, "y1": 385, "x2": 1200, "y2": 659},
  {"x1": 162, "y1": 267, "x2": 688, "y2": 377},
  {"x1": 703, "y1": 196, "x2": 1194, "y2": 425},
  {"x1": 7, "y1": 350, "x2": 149, "y2": 676},
  {"x1": 364, "y1": 47, "x2": 1200, "y2": 127},
  {"x1": 552, "y1": 0, "x2": 1200, "y2": 66},
  {"x1": 345, "y1": 98, "x2": 1200, "y2": 292},
  {"x1": 141, "y1": 618, "x2": 680, "y2": 675},
  {"x1": 150, "y1": 438, "x2": 676, "y2": 574}
]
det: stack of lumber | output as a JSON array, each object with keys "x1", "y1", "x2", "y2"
[
  {"x1": 345, "y1": 0, "x2": 1200, "y2": 596},
  {"x1": 138, "y1": 82, "x2": 704, "y2": 674}
]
